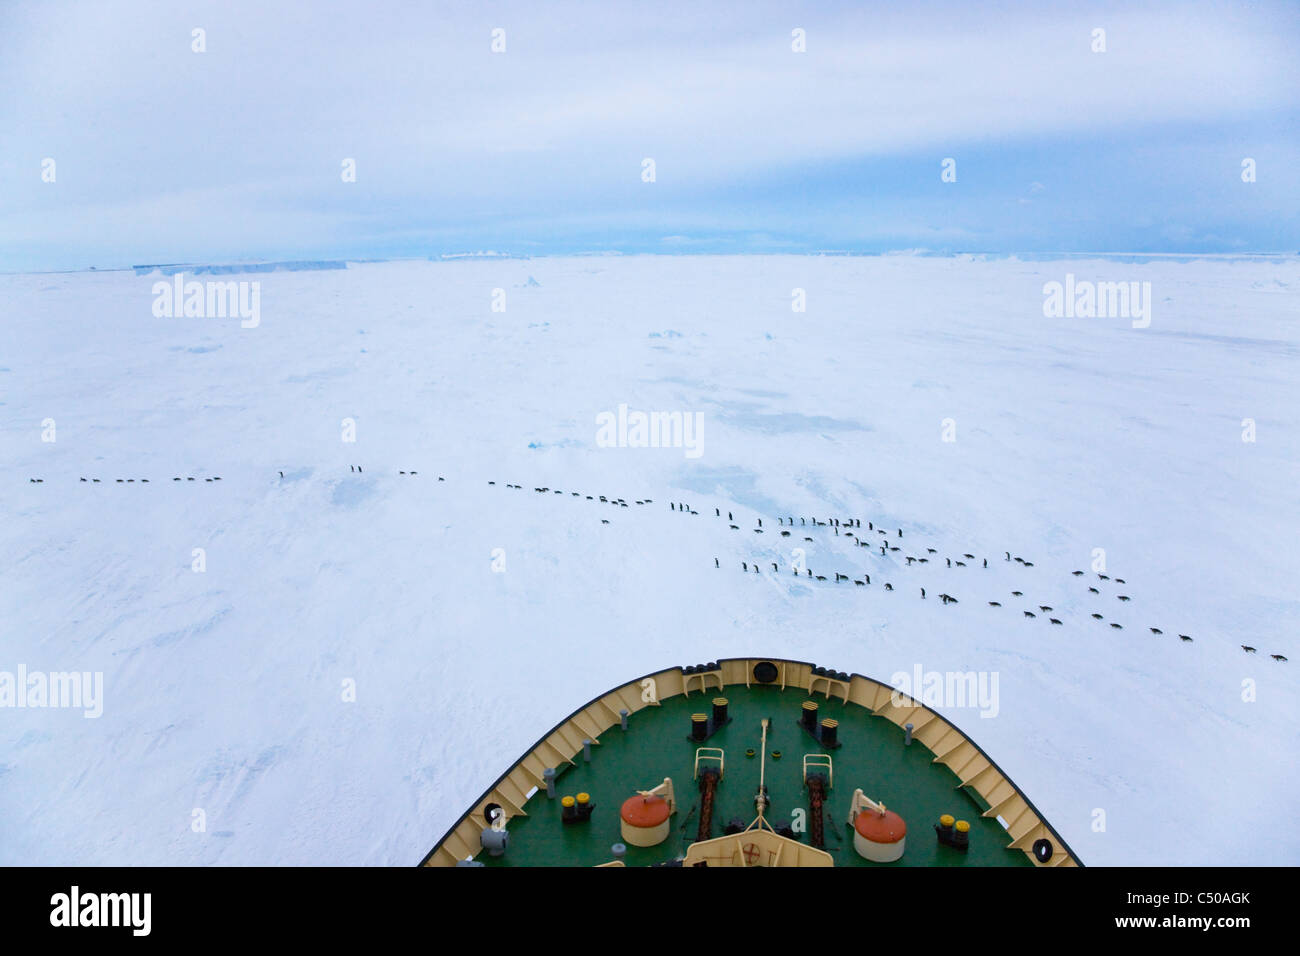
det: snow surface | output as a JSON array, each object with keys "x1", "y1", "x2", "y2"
[{"x1": 1, "y1": 255, "x2": 1297, "y2": 866}]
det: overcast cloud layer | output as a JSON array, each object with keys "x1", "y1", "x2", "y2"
[{"x1": 2, "y1": 0, "x2": 1297, "y2": 271}]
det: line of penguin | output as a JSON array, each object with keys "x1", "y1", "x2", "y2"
[
  {"x1": 26, "y1": 469, "x2": 1289, "y2": 664},
  {"x1": 481, "y1": 481, "x2": 1288, "y2": 663}
]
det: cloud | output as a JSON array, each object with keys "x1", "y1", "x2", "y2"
[{"x1": 1, "y1": 0, "x2": 1297, "y2": 269}]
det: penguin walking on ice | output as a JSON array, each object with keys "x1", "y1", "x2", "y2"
[
  {"x1": 715, "y1": 558, "x2": 719, "y2": 568},
  {"x1": 921, "y1": 588, "x2": 926, "y2": 599}
]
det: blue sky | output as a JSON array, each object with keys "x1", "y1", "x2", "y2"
[{"x1": 2, "y1": 0, "x2": 1297, "y2": 271}]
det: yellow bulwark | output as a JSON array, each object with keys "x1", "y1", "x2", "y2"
[{"x1": 421, "y1": 657, "x2": 1083, "y2": 868}]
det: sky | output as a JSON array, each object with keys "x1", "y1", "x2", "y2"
[{"x1": 1, "y1": 0, "x2": 1297, "y2": 272}]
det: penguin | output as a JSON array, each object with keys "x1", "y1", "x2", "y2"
[
  {"x1": 988, "y1": 601, "x2": 1001, "y2": 607},
  {"x1": 1179, "y1": 635, "x2": 1192, "y2": 642},
  {"x1": 884, "y1": 583, "x2": 893, "y2": 591},
  {"x1": 807, "y1": 569, "x2": 811, "y2": 577},
  {"x1": 1089, "y1": 587, "x2": 1099, "y2": 594},
  {"x1": 80, "y1": 478, "x2": 86, "y2": 482},
  {"x1": 717, "y1": 508, "x2": 721, "y2": 517},
  {"x1": 1023, "y1": 561, "x2": 1034, "y2": 568},
  {"x1": 1241, "y1": 645, "x2": 1256, "y2": 653},
  {"x1": 601, "y1": 519, "x2": 610, "y2": 525},
  {"x1": 805, "y1": 537, "x2": 813, "y2": 543},
  {"x1": 1072, "y1": 570, "x2": 1084, "y2": 576},
  {"x1": 864, "y1": 574, "x2": 870, "y2": 585},
  {"x1": 906, "y1": 556, "x2": 915, "y2": 565},
  {"x1": 756, "y1": 518, "x2": 761, "y2": 528},
  {"x1": 1115, "y1": 578, "x2": 1126, "y2": 585},
  {"x1": 1117, "y1": 595, "x2": 1130, "y2": 602},
  {"x1": 920, "y1": 587, "x2": 926, "y2": 599},
  {"x1": 983, "y1": 559, "x2": 987, "y2": 568},
  {"x1": 854, "y1": 580, "x2": 865, "y2": 586},
  {"x1": 772, "y1": 563, "x2": 778, "y2": 572},
  {"x1": 897, "y1": 529, "x2": 902, "y2": 537},
  {"x1": 715, "y1": 558, "x2": 719, "y2": 568},
  {"x1": 1005, "y1": 551, "x2": 1011, "y2": 561},
  {"x1": 1150, "y1": 628, "x2": 1162, "y2": 635},
  {"x1": 881, "y1": 546, "x2": 886, "y2": 556},
  {"x1": 927, "y1": 548, "x2": 937, "y2": 554},
  {"x1": 868, "y1": 522, "x2": 873, "y2": 531},
  {"x1": 1039, "y1": 605, "x2": 1052, "y2": 613},
  {"x1": 801, "y1": 517, "x2": 805, "y2": 526},
  {"x1": 1024, "y1": 611, "x2": 1036, "y2": 618},
  {"x1": 350, "y1": 465, "x2": 354, "y2": 472},
  {"x1": 963, "y1": 554, "x2": 974, "y2": 560},
  {"x1": 730, "y1": 525, "x2": 739, "y2": 530},
  {"x1": 1011, "y1": 591, "x2": 1023, "y2": 597},
  {"x1": 816, "y1": 575, "x2": 827, "y2": 581},
  {"x1": 1049, "y1": 619, "x2": 1062, "y2": 625},
  {"x1": 946, "y1": 558, "x2": 951, "y2": 568},
  {"x1": 279, "y1": 471, "x2": 284, "y2": 479},
  {"x1": 93, "y1": 479, "x2": 100, "y2": 483},
  {"x1": 781, "y1": 531, "x2": 791, "y2": 537},
  {"x1": 1092, "y1": 613, "x2": 1103, "y2": 620},
  {"x1": 174, "y1": 477, "x2": 181, "y2": 481},
  {"x1": 728, "y1": 512, "x2": 733, "y2": 521},
  {"x1": 1271, "y1": 654, "x2": 1288, "y2": 662},
  {"x1": 1098, "y1": 574, "x2": 1110, "y2": 581},
  {"x1": 955, "y1": 561, "x2": 966, "y2": 567},
  {"x1": 358, "y1": 466, "x2": 362, "y2": 473},
  {"x1": 743, "y1": 562, "x2": 748, "y2": 572},
  {"x1": 672, "y1": 503, "x2": 676, "y2": 511},
  {"x1": 1110, "y1": 623, "x2": 1123, "y2": 629}
]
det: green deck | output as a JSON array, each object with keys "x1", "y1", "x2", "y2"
[{"x1": 479, "y1": 683, "x2": 1031, "y2": 866}]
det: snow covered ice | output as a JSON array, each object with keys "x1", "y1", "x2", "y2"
[{"x1": 1, "y1": 253, "x2": 1297, "y2": 865}]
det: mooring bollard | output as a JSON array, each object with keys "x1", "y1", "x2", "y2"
[
  {"x1": 543, "y1": 767, "x2": 556, "y2": 798},
  {"x1": 904, "y1": 722, "x2": 914, "y2": 746},
  {"x1": 582, "y1": 739, "x2": 592, "y2": 762},
  {"x1": 619, "y1": 708, "x2": 629, "y2": 731},
  {"x1": 611, "y1": 843, "x2": 627, "y2": 862}
]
